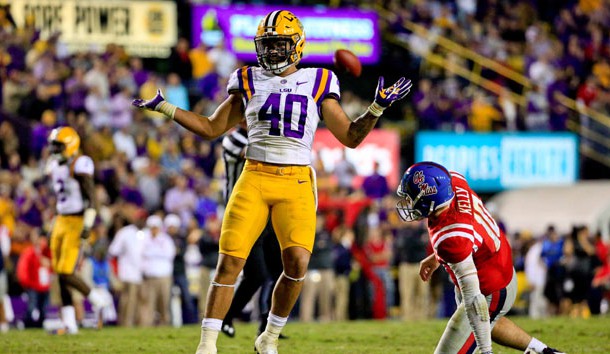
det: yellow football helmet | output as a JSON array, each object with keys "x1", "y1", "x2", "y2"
[
  {"x1": 48, "y1": 126, "x2": 80, "y2": 160},
  {"x1": 254, "y1": 10, "x2": 305, "y2": 74}
]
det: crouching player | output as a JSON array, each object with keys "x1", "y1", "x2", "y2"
[{"x1": 395, "y1": 161, "x2": 564, "y2": 354}]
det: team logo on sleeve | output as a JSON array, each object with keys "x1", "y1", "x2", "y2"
[{"x1": 413, "y1": 171, "x2": 438, "y2": 196}]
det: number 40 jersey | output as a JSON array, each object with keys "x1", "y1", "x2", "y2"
[
  {"x1": 228, "y1": 66, "x2": 340, "y2": 166},
  {"x1": 427, "y1": 171, "x2": 514, "y2": 295}
]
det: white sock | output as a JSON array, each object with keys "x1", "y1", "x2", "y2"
[
  {"x1": 265, "y1": 313, "x2": 288, "y2": 338},
  {"x1": 528, "y1": 338, "x2": 546, "y2": 352},
  {"x1": 198, "y1": 319, "x2": 222, "y2": 349},
  {"x1": 202, "y1": 318, "x2": 222, "y2": 331},
  {"x1": 61, "y1": 306, "x2": 78, "y2": 333}
]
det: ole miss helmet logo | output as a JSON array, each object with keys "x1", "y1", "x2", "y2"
[
  {"x1": 412, "y1": 171, "x2": 437, "y2": 196},
  {"x1": 413, "y1": 171, "x2": 424, "y2": 184}
]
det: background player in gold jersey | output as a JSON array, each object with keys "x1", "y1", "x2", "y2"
[
  {"x1": 46, "y1": 126, "x2": 109, "y2": 334},
  {"x1": 133, "y1": 9, "x2": 411, "y2": 354}
]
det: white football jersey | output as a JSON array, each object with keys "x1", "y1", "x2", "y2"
[
  {"x1": 227, "y1": 66, "x2": 341, "y2": 165},
  {"x1": 48, "y1": 155, "x2": 95, "y2": 214}
]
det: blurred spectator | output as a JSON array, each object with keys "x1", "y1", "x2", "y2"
[
  {"x1": 170, "y1": 37, "x2": 193, "y2": 83},
  {"x1": 395, "y1": 220, "x2": 430, "y2": 321},
  {"x1": 333, "y1": 149, "x2": 357, "y2": 195},
  {"x1": 207, "y1": 40, "x2": 238, "y2": 80},
  {"x1": 524, "y1": 84, "x2": 550, "y2": 130},
  {"x1": 15, "y1": 184, "x2": 44, "y2": 230},
  {"x1": 120, "y1": 171, "x2": 144, "y2": 208},
  {"x1": 165, "y1": 73, "x2": 190, "y2": 111},
  {"x1": 197, "y1": 214, "x2": 220, "y2": 318},
  {"x1": 0, "y1": 121, "x2": 20, "y2": 166},
  {"x1": 30, "y1": 110, "x2": 57, "y2": 159},
  {"x1": 64, "y1": 67, "x2": 89, "y2": 115},
  {"x1": 0, "y1": 184, "x2": 16, "y2": 236},
  {"x1": 140, "y1": 215, "x2": 175, "y2": 326},
  {"x1": 160, "y1": 139, "x2": 184, "y2": 176},
  {"x1": 113, "y1": 126, "x2": 137, "y2": 161},
  {"x1": 16, "y1": 228, "x2": 51, "y2": 328},
  {"x1": 541, "y1": 225, "x2": 565, "y2": 315},
  {"x1": 361, "y1": 161, "x2": 389, "y2": 201},
  {"x1": 137, "y1": 159, "x2": 163, "y2": 212},
  {"x1": 129, "y1": 57, "x2": 149, "y2": 88},
  {"x1": 0, "y1": 224, "x2": 10, "y2": 333},
  {"x1": 300, "y1": 213, "x2": 335, "y2": 323},
  {"x1": 331, "y1": 226, "x2": 353, "y2": 321},
  {"x1": 110, "y1": 86, "x2": 134, "y2": 130},
  {"x1": 363, "y1": 226, "x2": 394, "y2": 315},
  {"x1": 164, "y1": 175, "x2": 196, "y2": 227},
  {"x1": 413, "y1": 79, "x2": 441, "y2": 130},
  {"x1": 3, "y1": 69, "x2": 33, "y2": 115},
  {"x1": 563, "y1": 225, "x2": 596, "y2": 318},
  {"x1": 194, "y1": 181, "x2": 219, "y2": 228},
  {"x1": 469, "y1": 91, "x2": 503, "y2": 131},
  {"x1": 84, "y1": 58, "x2": 109, "y2": 98},
  {"x1": 189, "y1": 42, "x2": 213, "y2": 81},
  {"x1": 81, "y1": 235, "x2": 117, "y2": 325},
  {"x1": 524, "y1": 236, "x2": 548, "y2": 319},
  {"x1": 165, "y1": 214, "x2": 197, "y2": 325},
  {"x1": 85, "y1": 85, "x2": 112, "y2": 128},
  {"x1": 108, "y1": 211, "x2": 147, "y2": 327}
]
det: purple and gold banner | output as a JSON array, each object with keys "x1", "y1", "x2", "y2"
[{"x1": 191, "y1": 5, "x2": 380, "y2": 64}]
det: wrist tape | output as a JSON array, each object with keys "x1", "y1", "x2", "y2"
[
  {"x1": 157, "y1": 102, "x2": 178, "y2": 119},
  {"x1": 367, "y1": 102, "x2": 385, "y2": 117}
]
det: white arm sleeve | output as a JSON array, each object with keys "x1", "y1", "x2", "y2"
[{"x1": 449, "y1": 254, "x2": 492, "y2": 353}]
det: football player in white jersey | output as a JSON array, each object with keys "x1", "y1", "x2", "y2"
[
  {"x1": 133, "y1": 9, "x2": 411, "y2": 354},
  {"x1": 46, "y1": 127, "x2": 108, "y2": 334}
]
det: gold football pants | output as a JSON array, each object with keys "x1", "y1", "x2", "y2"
[
  {"x1": 50, "y1": 215, "x2": 84, "y2": 274},
  {"x1": 219, "y1": 160, "x2": 317, "y2": 259}
]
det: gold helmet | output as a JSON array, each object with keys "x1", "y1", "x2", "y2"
[
  {"x1": 254, "y1": 10, "x2": 305, "y2": 74},
  {"x1": 48, "y1": 126, "x2": 80, "y2": 160}
]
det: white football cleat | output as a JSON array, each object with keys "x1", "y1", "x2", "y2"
[{"x1": 254, "y1": 332, "x2": 279, "y2": 354}]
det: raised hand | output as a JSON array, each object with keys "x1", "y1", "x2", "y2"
[
  {"x1": 132, "y1": 88, "x2": 166, "y2": 111},
  {"x1": 132, "y1": 89, "x2": 177, "y2": 119},
  {"x1": 374, "y1": 76, "x2": 412, "y2": 108}
]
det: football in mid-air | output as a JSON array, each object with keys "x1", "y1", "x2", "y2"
[{"x1": 333, "y1": 49, "x2": 362, "y2": 77}]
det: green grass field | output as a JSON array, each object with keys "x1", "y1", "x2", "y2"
[{"x1": 2, "y1": 316, "x2": 609, "y2": 353}]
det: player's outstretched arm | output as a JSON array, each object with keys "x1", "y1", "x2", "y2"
[
  {"x1": 322, "y1": 77, "x2": 412, "y2": 148},
  {"x1": 132, "y1": 89, "x2": 245, "y2": 140}
]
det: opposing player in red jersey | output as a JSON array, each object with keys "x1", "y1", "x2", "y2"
[{"x1": 396, "y1": 162, "x2": 564, "y2": 354}]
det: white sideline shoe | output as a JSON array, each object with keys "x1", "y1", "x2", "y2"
[
  {"x1": 254, "y1": 332, "x2": 279, "y2": 354},
  {"x1": 88, "y1": 288, "x2": 111, "y2": 308}
]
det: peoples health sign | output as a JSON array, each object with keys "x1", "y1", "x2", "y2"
[
  {"x1": 415, "y1": 132, "x2": 578, "y2": 192},
  {"x1": 191, "y1": 5, "x2": 380, "y2": 64}
]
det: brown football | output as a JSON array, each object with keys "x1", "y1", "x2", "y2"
[{"x1": 333, "y1": 49, "x2": 362, "y2": 77}]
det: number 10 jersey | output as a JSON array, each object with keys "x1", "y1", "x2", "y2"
[{"x1": 227, "y1": 66, "x2": 341, "y2": 165}]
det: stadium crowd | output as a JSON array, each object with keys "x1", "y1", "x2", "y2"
[{"x1": 0, "y1": 0, "x2": 610, "y2": 333}]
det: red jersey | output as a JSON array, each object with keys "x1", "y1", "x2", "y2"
[{"x1": 427, "y1": 172, "x2": 513, "y2": 295}]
